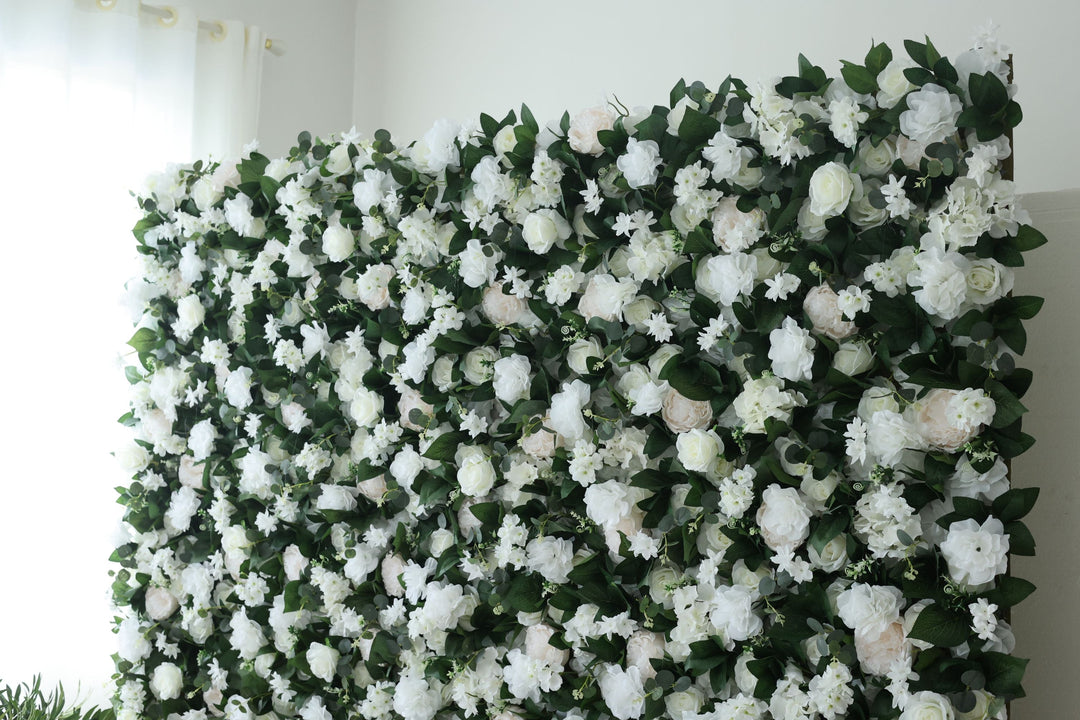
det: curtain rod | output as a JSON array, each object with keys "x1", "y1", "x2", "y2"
[{"x1": 100, "y1": 1, "x2": 287, "y2": 56}]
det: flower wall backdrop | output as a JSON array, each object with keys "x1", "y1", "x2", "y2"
[{"x1": 113, "y1": 31, "x2": 1043, "y2": 720}]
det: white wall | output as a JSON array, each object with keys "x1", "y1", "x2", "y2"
[
  {"x1": 348, "y1": 3, "x2": 1077, "y2": 718},
  {"x1": 353, "y1": 0, "x2": 1079, "y2": 195}
]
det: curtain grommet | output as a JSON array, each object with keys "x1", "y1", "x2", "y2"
[
  {"x1": 157, "y1": 6, "x2": 179, "y2": 28},
  {"x1": 96, "y1": 0, "x2": 118, "y2": 10},
  {"x1": 208, "y1": 20, "x2": 227, "y2": 41}
]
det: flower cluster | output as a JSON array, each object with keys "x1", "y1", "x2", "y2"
[{"x1": 112, "y1": 29, "x2": 1042, "y2": 720}]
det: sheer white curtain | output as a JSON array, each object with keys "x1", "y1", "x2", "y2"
[{"x1": 0, "y1": 0, "x2": 265, "y2": 706}]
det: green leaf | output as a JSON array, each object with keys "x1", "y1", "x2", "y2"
[
  {"x1": 907, "y1": 603, "x2": 970, "y2": 647},
  {"x1": 422, "y1": 431, "x2": 470, "y2": 462},
  {"x1": 1005, "y1": 520, "x2": 1036, "y2": 555},
  {"x1": 127, "y1": 327, "x2": 158, "y2": 353},
  {"x1": 283, "y1": 580, "x2": 303, "y2": 612},
  {"x1": 808, "y1": 513, "x2": 847, "y2": 554},
  {"x1": 840, "y1": 61, "x2": 877, "y2": 94},
  {"x1": 987, "y1": 380, "x2": 1028, "y2": 429},
  {"x1": 991, "y1": 487, "x2": 1039, "y2": 522},
  {"x1": 678, "y1": 108, "x2": 723, "y2": 146},
  {"x1": 999, "y1": 295, "x2": 1044, "y2": 321},
  {"x1": 469, "y1": 502, "x2": 502, "y2": 528},
  {"x1": 981, "y1": 651, "x2": 1028, "y2": 698},
  {"x1": 969, "y1": 71, "x2": 1010, "y2": 114},
  {"x1": 904, "y1": 39, "x2": 930, "y2": 69},
  {"x1": 986, "y1": 576, "x2": 1036, "y2": 608},
  {"x1": 864, "y1": 42, "x2": 893, "y2": 75},
  {"x1": 669, "y1": 78, "x2": 688, "y2": 107},
  {"x1": 520, "y1": 104, "x2": 539, "y2": 134},
  {"x1": 1008, "y1": 224, "x2": 1048, "y2": 252},
  {"x1": 505, "y1": 574, "x2": 545, "y2": 612}
]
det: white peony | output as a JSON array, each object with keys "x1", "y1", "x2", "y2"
[
  {"x1": 900, "y1": 83, "x2": 962, "y2": 145},
  {"x1": 662, "y1": 389, "x2": 713, "y2": 433},
  {"x1": 908, "y1": 247, "x2": 967, "y2": 320},
  {"x1": 733, "y1": 375, "x2": 798, "y2": 434},
  {"x1": 578, "y1": 273, "x2": 636, "y2": 322},
  {"x1": 549, "y1": 379, "x2": 591, "y2": 441},
  {"x1": 768, "y1": 316, "x2": 816, "y2": 382},
  {"x1": 696, "y1": 252, "x2": 757, "y2": 307},
  {"x1": 458, "y1": 238, "x2": 501, "y2": 288},
  {"x1": 598, "y1": 664, "x2": 646, "y2": 720},
  {"x1": 756, "y1": 484, "x2": 812, "y2": 551},
  {"x1": 836, "y1": 583, "x2": 904, "y2": 639},
  {"x1": 939, "y1": 517, "x2": 1009, "y2": 587},
  {"x1": 617, "y1": 138, "x2": 662, "y2": 188},
  {"x1": 492, "y1": 354, "x2": 532, "y2": 404},
  {"x1": 569, "y1": 106, "x2": 615, "y2": 155}
]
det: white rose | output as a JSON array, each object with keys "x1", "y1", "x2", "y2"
[
  {"x1": 899, "y1": 691, "x2": 956, "y2": 720},
  {"x1": 665, "y1": 688, "x2": 704, "y2": 720},
  {"x1": 965, "y1": 258, "x2": 1013, "y2": 306},
  {"x1": 321, "y1": 225, "x2": 355, "y2": 263},
  {"x1": 856, "y1": 136, "x2": 897, "y2": 176},
  {"x1": 432, "y1": 355, "x2": 457, "y2": 392},
  {"x1": 150, "y1": 662, "x2": 183, "y2": 700},
  {"x1": 578, "y1": 273, "x2": 636, "y2": 322},
  {"x1": 809, "y1": 162, "x2": 855, "y2": 218},
  {"x1": 623, "y1": 296, "x2": 660, "y2": 331},
  {"x1": 493, "y1": 354, "x2": 532, "y2": 404},
  {"x1": 876, "y1": 60, "x2": 917, "y2": 109},
  {"x1": 833, "y1": 340, "x2": 875, "y2": 375},
  {"x1": 647, "y1": 566, "x2": 681, "y2": 608},
  {"x1": 667, "y1": 96, "x2": 697, "y2": 135},
  {"x1": 522, "y1": 209, "x2": 572, "y2": 254},
  {"x1": 900, "y1": 83, "x2": 962, "y2": 145},
  {"x1": 626, "y1": 631, "x2": 665, "y2": 681},
  {"x1": 756, "y1": 484, "x2": 812, "y2": 551},
  {"x1": 191, "y1": 177, "x2": 222, "y2": 211},
  {"x1": 940, "y1": 517, "x2": 1009, "y2": 587},
  {"x1": 493, "y1": 124, "x2": 517, "y2": 158},
  {"x1": 455, "y1": 445, "x2": 496, "y2": 497},
  {"x1": 325, "y1": 142, "x2": 352, "y2": 174},
  {"x1": 662, "y1": 389, "x2": 713, "y2": 433},
  {"x1": 567, "y1": 337, "x2": 603, "y2": 375},
  {"x1": 768, "y1": 316, "x2": 816, "y2": 382},
  {"x1": 306, "y1": 642, "x2": 340, "y2": 683},
  {"x1": 617, "y1": 137, "x2": 662, "y2": 189},
  {"x1": 676, "y1": 428, "x2": 722, "y2": 472},
  {"x1": 349, "y1": 387, "x2": 383, "y2": 428},
  {"x1": 144, "y1": 586, "x2": 179, "y2": 620},
  {"x1": 463, "y1": 346, "x2": 498, "y2": 385},
  {"x1": 734, "y1": 653, "x2": 758, "y2": 695},
  {"x1": 859, "y1": 385, "x2": 900, "y2": 419},
  {"x1": 427, "y1": 528, "x2": 455, "y2": 557},
  {"x1": 803, "y1": 285, "x2": 856, "y2": 340},
  {"x1": 797, "y1": 199, "x2": 829, "y2": 242},
  {"x1": 569, "y1": 106, "x2": 615, "y2": 155},
  {"x1": 696, "y1": 252, "x2": 757, "y2": 307},
  {"x1": 357, "y1": 474, "x2": 387, "y2": 502},
  {"x1": 316, "y1": 484, "x2": 357, "y2": 511},
  {"x1": 808, "y1": 534, "x2": 848, "y2": 572},
  {"x1": 482, "y1": 284, "x2": 525, "y2": 325},
  {"x1": 116, "y1": 441, "x2": 150, "y2": 475}
]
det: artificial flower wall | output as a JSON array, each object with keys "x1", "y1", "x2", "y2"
[{"x1": 112, "y1": 30, "x2": 1043, "y2": 720}]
